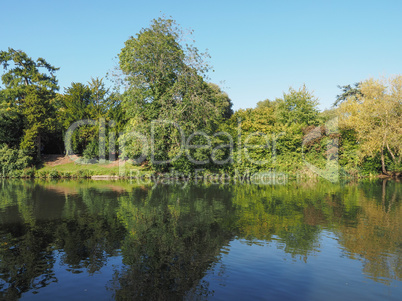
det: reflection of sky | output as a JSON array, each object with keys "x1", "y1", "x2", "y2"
[
  {"x1": 15, "y1": 231, "x2": 402, "y2": 300},
  {"x1": 19, "y1": 251, "x2": 124, "y2": 301},
  {"x1": 200, "y1": 231, "x2": 402, "y2": 301}
]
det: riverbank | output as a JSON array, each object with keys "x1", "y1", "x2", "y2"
[{"x1": 2, "y1": 154, "x2": 399, "y2": 180}]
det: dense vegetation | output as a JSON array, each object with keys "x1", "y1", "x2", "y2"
[{"x1": 0, "y1": 17, "x2": 401, "y2": 178}]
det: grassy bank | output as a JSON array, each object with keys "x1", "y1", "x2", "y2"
[{"x1": 35, "y1": 161, "x2": 147, "y2": 178}]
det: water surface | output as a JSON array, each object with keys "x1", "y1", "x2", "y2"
[{"x1": 0, "y1": 179, "x2": 401, "y2": 300}]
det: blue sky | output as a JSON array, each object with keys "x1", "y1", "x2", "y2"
[{"x1": 1, "y1": 0, "x2": 401, "y2": 111}]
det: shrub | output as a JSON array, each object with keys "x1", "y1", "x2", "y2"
[
  {"x1": 74, "y1": 169, "x2": 93, "y2": 178},
  {"x1": 0, "y1": 144, "x2": 33, "y2": 177},
  {"x1": 22, "y1": 167, "x2": 36, "y2": 178},
  {"x1": 62, "y1": 172, "x2": 72, "y2": 178},
  {"x1": 9, "y1": 169, "x2": 22, "y2": 178},
  {"x1": 49, "y1": 170, "x2": 60, "y2": 179},
  {"x1": 37, "y1": 170, "x2": 49, "y2": 178},
  {"x1": 83, "y1": 139, "x2": 99, "y2": 160}
]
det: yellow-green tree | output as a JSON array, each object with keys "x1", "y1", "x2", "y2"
[{"x1": 338, "y1": 76, "x2": 402, "y2": 175}]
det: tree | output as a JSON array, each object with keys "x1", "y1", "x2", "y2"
[
  {"x1": 118, "y1": 17, "x2": 233, "y2": 171},
  {"x1": 256, "y1": 98, "x2": 281, "y2": 110},
  {"x1": 0, "y1": 48, "x2": 58, "y2": 103},
  {"x1": 338, "y1": 76, "x2": 402, "y2": 175},
  {"x1": 57, "y1": 79, "x2": 124, "y2": 158},
  {"x1": 276, "y1": 85, "x2": 319, "y2": 126},
  {"x1": 334, "y1": 82, "x2": 362, "y2": 107},
  {"x1": 0, "y1": 48, "x2": 59, "y2": 159},
  {"x1": 0, "y1": 90, "x2": 24, "y2": 148},
  {"x1": 20, "y1": 87, "x2": 56, "y2": 157},
  {"x1": 58, "y1": 83, "x2": 92, "y2": 129}
]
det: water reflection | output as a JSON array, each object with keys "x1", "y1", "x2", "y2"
[{"x1": 0, "y1": 179, "x2": 401, "y2": 299}]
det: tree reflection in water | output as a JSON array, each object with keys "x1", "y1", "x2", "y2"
[{"x1": 0, "y1": 179, "x2": 400, "y2": 299}]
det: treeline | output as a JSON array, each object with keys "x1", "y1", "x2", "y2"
[{"x1": 0, "y1": 17, "x2": 401, "y2": 177}]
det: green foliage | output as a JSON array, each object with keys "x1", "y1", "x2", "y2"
[
  {"x1": 0, "y1": 91, "x2": 24, "y2": 147},
  {"x1": 0, "y1": 26, "x2": 400, "y2": 179},
  {"x1": 62, "y1": 171, "x2": 72, "y2": 178},
  {"x1": 58, "y1": 79, "x2": 123, "y2": 158},
  {"x1": 19, "y1": 86, "x2": 57, "y2": 157},
  {"x1": 83, "y1": 139, "x2": 99, "y2": 160},
  {"x1": 334, "y1": 82, "x2": 361, "y2": 107},
  {"x1": 222, "y1": 87, "x2": 320, "y2": 174},
  {"x1": 0, "y1": 144, "x2": 32, "y2": 177},
  {"x1": 256, "y1": 98, "x2": 281, "y2": 110},
  {"x1": 118, "y1": 17, "x2": 233, "y2": 171},
  {"x1": 338, "y1": 76, "x2": 402, "y2": 175},
  {"x1": 0, "y1": 48, "x2": 59, "y2": 159},
  {"x1": 48, "y1": 170, "x2": 60, "y2": 179},
  {"x1": 75, "y1": 169, "x2": 93, "y2": 178},
  {"x1": 276, "y1": 85, "x2": 319, "y2": 126},
  {"x1": 0, "y1": 48, "x2": 59, "y2": 99},
  {"x1": 21, "y1": 167, "x2": 36, "y2": 178},
  {"x1": 37, "y1": 170, "x2": 49, "y2": 178},
  {"x1": 58, "y1": 82, "x2": 92, "y2": 128}
]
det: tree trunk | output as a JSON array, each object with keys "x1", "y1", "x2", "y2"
[
  {"x1": 37, "y1": 133, "x2": 41, "y2": 160},
  {"x1": 386, "y1": 143, "x2": 396, "y2": 162},
  {"x1": 381, "y1": 146, "x2": 387, "y2": 175}
]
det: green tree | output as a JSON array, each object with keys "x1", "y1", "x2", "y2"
[
  {"x1": 58, "y1": 82, "x2": 95, "y2": 155},
  {"x1": 58, "y1": 83, "x2": 92, "y2": 128},
  {"x1": 256, "y1": 98, "x2": 281, "y2": 110},
  {"x1": 0, "y1": 48, "x2": 59, "y2": 159},
  {"x1": 19, "y1": 86, "x2": 57, "y2": 157},
  {"x1": 334, "y1": 82, "x2": 362, "y2": 107},
  {"x1": 118, "y1": 17, "x2": 232, "y2": 171},
  {"x1": 276, "y1": 85, "x2": 319, "y2": 126},
  {"x1": 58, "y1": 79, "x2": 123, "y2": 159},
  {"x1": 0, "y1": 90, "x2": 24, "y2": 148},
  {"x1": 224, "y1": 86, "x2": 320, "y2": 174},
  {"x1": 0, "y1": 48, "x2": 58, "y2": 102}
]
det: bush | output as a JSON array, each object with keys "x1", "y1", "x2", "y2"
[
  {"x1": 37, "y1": 170, "x2": 49, "y2": 179},
  {"x1": 73, "y1": 169, "x2": 93, "y2": 178},
  {"x1": 0, "y1": 144, "x2": 33, "y2": 177},
  {"x1": 62, "y1": 172, "x2": 72, "y2": 178},
  {"x1": 83, "y1": 139, "x2": 99, "y2": 160},
  {"x1": 21, "y1": 167, "x2": 36, "y2": 178},
  {"x1": 49, "y1": 170, "x2": 60, "y2": 179},
  {"x1": 9, "y1": 169, "x2": 22, "y2": 178}
]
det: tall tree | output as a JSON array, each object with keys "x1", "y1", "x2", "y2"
[
  {"x1": 57, "y1": 79, "x2": 123, "y2": 158},
  {"x1": 118, "y1": 17, "x2": 233, "y2": 170},
  {"x1": 0, "y1": 48, "x2": 58, "y2": 103},
  {"x1": 0, "y1": 48, "x2": 59, "y2": 159},
  {"x1": 0, "y1": 90, "x2": 24, "y2": 148},
  {"x1": 334, "y1": 82, "x2": 362, "y2": 107},
  {"x1": 20, "y1": 87, "x2": 56, "y2": 157}
]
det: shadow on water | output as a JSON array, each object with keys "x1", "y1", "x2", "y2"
[{"x1": 0, "y1": 179, "x2": 401, "y2": 299}]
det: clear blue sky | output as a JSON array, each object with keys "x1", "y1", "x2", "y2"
[{"x1": 1, "y1": 0, "x2": 401, "y2": 111}]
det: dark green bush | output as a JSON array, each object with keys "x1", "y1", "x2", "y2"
[
  {"x1": 49, "y1": 170, "x2": 60, "y2": 179},
  {"x1": 0, "y1": 144, "x2": 33, "y2": 177}
]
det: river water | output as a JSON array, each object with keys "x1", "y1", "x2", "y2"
[{"x1": 0, "y1": 179, "x2": 401, "y2": 300}]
